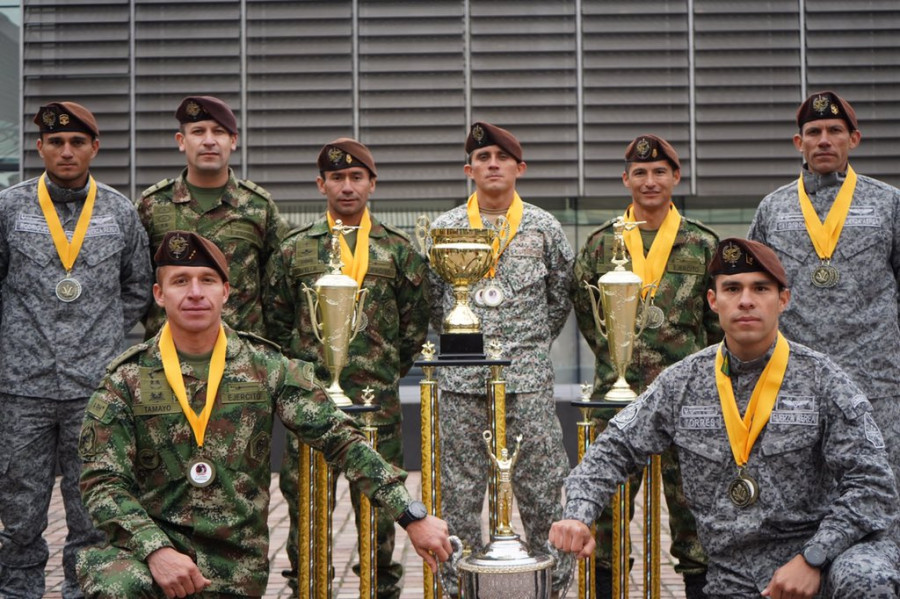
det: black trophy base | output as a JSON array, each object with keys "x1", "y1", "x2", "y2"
[{"x1": 438, "y1": 332, "x2": 485, "y2": 360}]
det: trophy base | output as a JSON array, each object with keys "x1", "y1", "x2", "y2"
[
  {"x1": 603, "y1": 387, "x2": 638, "y2": 402},
  {"x1": 438, "y1": 332, "x2": 485, "y2": 360}
]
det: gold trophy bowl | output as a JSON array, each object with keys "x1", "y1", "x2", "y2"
[
  {"x1": 303, "y1": 221, "x2": 369, "y2": 407},
  {"x1": 416, "y1": 217, "x2": 506, "y2": 335}
]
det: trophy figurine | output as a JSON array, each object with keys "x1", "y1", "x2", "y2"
[
  {"x1": 415, "y1": 215, "x2": 508, "y2": 358},
  {"x1": 583, "y1": 216, "x2": 652, "y2": 401},
  {"x1": 303, "y1": 220, "x2": 368, "y2": 406}
]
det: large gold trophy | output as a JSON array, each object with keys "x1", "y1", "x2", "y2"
[
  {"x1": 303, "y1": 220, "x2": 368, "y2": 406},
  {"x1": 415, "y1": 215, "x2": 507, "y2": 357},
  {"x1": 583, "y1": 216, "x2": 652, "y2": 401}
]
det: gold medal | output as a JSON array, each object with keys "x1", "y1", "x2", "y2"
[
  {"x1": 55, "y1": 276, "x2": 82, "y2": 302},
  {"x1": 643, "y1": 304, "x2": 665, "y2": 329},
  {"x1": 727, "y1": 467, "x2": 759, "y2": 507},
  {"x1": 811, "y1": 262, "x2": 839, "y2": 288},
  {"x1": 187, "y1": 458, "x2": 216, "y2": 488}
]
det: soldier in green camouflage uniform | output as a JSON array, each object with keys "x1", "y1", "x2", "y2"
[
  {"x1": 573, "y1": 135, "x2": 720, "y2": 598},
  {"x1": 77, "y1": 231, "x2": 450, "y2": 598},
  {"x1": 265, "y1": 138, "x2": 429, "y2": 598},
  {"x1": 136, "y1": 95, "x2": 287, "y2": 339}
]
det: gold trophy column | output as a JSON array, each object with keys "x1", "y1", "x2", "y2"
[
  {"x1": 574, "y1": 384, "x2": 598, "y2": 599},
  {"x1": 298, "y1": 444, "x2": 315, "y2": 598},
  {"x1": 485, "y1": 340, "x2": 507, "y2": 535},
  {"x1": 643, "y1": 456, "x2": 662, "y2": 599},
  {"x1": 358, "y1": 388, "x2": 379, "y2": 599},
  {"x1": 418, "y1": 342, "x2": 441, "y2": 599}
]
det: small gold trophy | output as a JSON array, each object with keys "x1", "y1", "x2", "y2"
[
  {"x1": 583, "y1": 216, "x2": 652, "y2": 401},
  {"x1": 303, "y1": 220, "x2": 368, "y2": 407}
]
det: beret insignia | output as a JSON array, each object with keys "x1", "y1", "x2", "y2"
[
  {"x1": 328, "y1": 147, "x2": 344, "y2": 165},
  {"x1": 472, "y1": 124, "x2": 485, "y2": 144},
  {"x1": 636, "y1": 138, "x2": 652, "y2": 160},
  {"x1": 722, "y1": 242, "x2": 741, "y2": 265},
  {"x1": 812, "y1": 95, "x2": 829, "y2": 115},
  {"x1": 185, "y1": 101, "x2": 201, "y2": 117},
  {"x1": 167, "y1": 232, "x2": 190, "y2": 259},
  {"x1": 59, "y1": 114, "x2": 70, "y2": 126},
  {"x1": 42, "y1": 110, "x2": 56, "y2": 127}
]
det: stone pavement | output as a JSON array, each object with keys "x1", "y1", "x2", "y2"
[{"x1": 40, "y1": 472, "x2": 686, "y2": 598}]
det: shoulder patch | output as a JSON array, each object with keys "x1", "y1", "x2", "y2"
[
  {"x1": 106, "y1": 343, "x2": 149, "y2": 373},
  {"x1": 237, "y1": 330, "x2": 283, "y2": 352},
  {"x1": 382, "y1": 222, "x2": 411, "y2": 241},
  {"x1": 286, "y1": 221, "x2": 316, "y2": 237},
  {"x1": 239, "y1": 179, "x2": 272, "y2": 200},
  {"x1": 140, "y1": 178, "x2": 174, "y2": 199}
]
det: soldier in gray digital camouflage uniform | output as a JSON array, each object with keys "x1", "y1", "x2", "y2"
[
  {"x1": 428, "y1": 122, "x2": 574, "y2": 596},
  {"x1": 76, "y1": 231, "x2": 451, "y2": 598},
  {"x1": 136, "y1": 95, "x2": 287, "y2": 339},
  {"x1": 551, "y1": 238, "x2": 900, "y2": 599},
  {"x1": 0, "y1": 102, "x2": 152, "y2": 598},
  {"x1": 748, "y1": 91, "x2": 900, "y2": 509},
  {"x1": 574, "y1": 135, "x2": 720, "y2": 598}
]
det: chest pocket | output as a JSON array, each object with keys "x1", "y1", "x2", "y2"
[
  {"x1": 219, "y1": 220, "x2": 263, "y2": 250},
  {"x1": 366, "y1": 259, "x2": 397, "y2": 280},
  {"x1": 674, "y1": 426, "x2": 729, "y2": 509},
  {"x1": 504, "y1": 232, "x2": 547, "y2": 293}
]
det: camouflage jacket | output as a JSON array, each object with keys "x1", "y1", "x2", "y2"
[
  {"x1": 574, "y1": 216, "x2": 722, "y2": 397},
  {"x1": 137, "y1": 168, "x2": 288, "y2": 338},
  {"x1": 264, "y1": 214, "x2": 430, "y2": 426},
  {"x1": 564, "y1": 340, "x2": 897, "y2": 596},
  {"x1": 78, "y1": 326, "x2": 411, "y2": 596},
  {"x1": 748, "y1": 169, "x2": 900, "y2": 400},
  {"x1": 428, "y1": 202, "x2": 575, "y2": 394},
  {"x1": 0, "y1": 175, "x2": 152, "y2": 400}
]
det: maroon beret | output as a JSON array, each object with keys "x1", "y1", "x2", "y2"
[
  {"x1": 465, "y1": 121, "x2": 523, "y2": 162},
  {"x1": 154, "y1": 231, "x2": 229, "y2": 283},
  {"x1": 624, "y1": 134, "x2": 681, "y2": 171},
  {"x1": 708, "y1": 238, "x2": 788, "y2": 288},
  {"x1": 796, "y1": 91, "x2": 858, "y2": 131},
  {"x1": 316, "y1": 138, "x2": 377, "y2": 177},
  {"x1": 34, "y1": 102, "x2": 99, "y2": 138},
  {"x1": 175, "y1": 96, "x2": 238, "y2": 135}
]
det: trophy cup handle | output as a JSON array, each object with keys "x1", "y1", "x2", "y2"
[
  {"x1": 301, "y1": 283, "x2": 325, "y2": 344},
  {"x1": 415, "y1": 215, "x2": 431, "y2": 256},
  {"x1": 635, "y1": 282, "x2": 656, "y2": 336},
  {"x1": 437, "y1": 535, "x2": 465, "y2": 598},
  {"x1": 582, "y1": 280, "x2": 608, "y2": 340},
  {"x1": 544, "y1": 539, "x2": 575, "y2": 599},
  {"x1": 349, "y1": 287, "x2": 369, "y2": 342}
]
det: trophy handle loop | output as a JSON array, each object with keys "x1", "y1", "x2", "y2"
[
  {"x1": 301, "y1": 283, "x2": 325, "y2": 344},
  {"x1": 415, "y1": 215, "x2": 431, "y2": 256},
  {"x1": 635, "y1": 282, "x2": 656, "y2": 336},
  {"x1": 349, "y1": 288, "x2": 369, "y2": 342},
  {"x1": 544, "y1": 539, "x2": 575, "y2": 599},
  {"x1": 582, "y1": 280, "x2": 608, "y2": 340},
  {"x1": 437, "y1": 535, "x2": 464, "y2": 598}
]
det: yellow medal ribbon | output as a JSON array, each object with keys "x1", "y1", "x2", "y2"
[
  {"x1": 466, "y1": 191, "x2": 523, "y2": 278},
  {"x1": 622, "y1": 202, "x2": 681, "y2": 299},
  {"x1": 37, "y1": 172, "x2": 97, "y2": 275},
  {"x1": 715, "y1": 332, "x2": 790, "y2": 468},
  {"x1": 158, "y1": 322, "x2": 228, "y2": 448},
  {"x1": 797, "y1": 165, "x2": 857, "y2": 261},
  {"x1": 327, "y1": 208, "x2": 371, "y2": 286}
]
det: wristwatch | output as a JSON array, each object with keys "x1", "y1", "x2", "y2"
[
  {"x1": 801, "y1": 544, "x2": 828, "y2": 569},
  {"x1": 396, "y1": 500, "x2": 428, "y2": 529}
]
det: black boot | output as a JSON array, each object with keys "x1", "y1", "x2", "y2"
[{"x1": 683, "y1": 571, "x2": 708, "y2": 599}]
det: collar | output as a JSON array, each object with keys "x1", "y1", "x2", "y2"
[
  {"x1": 144, "y1": 324, "x2": 239, "y2": 371},
  {"x1": 801, "y1": 167, "x2": 845, "y2": 195},
  {"x1": 721, "y1": 339, "x2": 777, "y2": 376},
  {"x1": 172, "y1": 168, "x2": 240, "y2": 206},
  {"x1": 44, "y1": 176, "x2": 90, "y2": 204},
  {"x1": 308, "y1": 212, "x2": 386, "y2": 239}
]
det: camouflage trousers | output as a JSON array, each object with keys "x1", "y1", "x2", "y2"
[
  {"x1": 437, "y1": 389, "x2": 571, "y2": 592},
  {"x1": 701, "y1": 537, "x2": 900, "y2": 598},
  {"x1": 0, "y1": 393, "x2": 103, "y2": 599},
  {"x1": 77, "y1": 543, "x2": 260, "y2": 599},
  {"x1": 279, "y1": 421, "x2": 404, "y2": 599},
  {"x1": 590, "y1": 410, "x2": 707, "y2": 577}
]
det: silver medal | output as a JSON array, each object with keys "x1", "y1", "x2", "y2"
[
  {"x1": 56, "y1": 276, "x2": 82, "y2": 302},
  {"x1": 643, "y1": 304, "x2": 665, "y2": 329},
  {"x1": 481, "y1": 285, "x2": 504, "y2": 307},
  {"x1": 473, "y1": 288, "x2": 485, "y2": 307},
  {"x1": 811, "y1": 263, "x2": 839, "y2": 288},
  {"x1": 187, "y1": 459, "x2": 216, "y2": 488}
]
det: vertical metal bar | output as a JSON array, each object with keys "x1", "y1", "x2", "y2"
[
  {"x1": 359, "y1": 424, "x2": 378, "y2": 598},
  {"x1": 239, "y1": 0, "x2": 247, "y2": 179},
  {"x1": 687, "y1": 0, "x2": 697, "y2": 197},
  {"x1": 487, "y1": 364, "x2": 507, "y2": 536},
  {"x1": 798, "y1": 0, "x2": 807, "y2": 99},
  {"x1": 576, "y1": 410, "x2": 596, "y2": 599},
  {"x1": 351, "y1": 0, "x2": 360, "y2": 140},
  {"x1": 129, "y1": 0, "x2": 136, "y2": 199},
  {"x1": 313, "y1": 451, "x2": 331, "y2": 598},
  {"x1": 611, "y1": 480, "x2": 631, "y2": 599},
  {"x1": 299, "y1": 444, "x2": 315, "y2": 598},
  {"x1": 575, "y1": 0, "x2": 585, "y2": 197}
]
